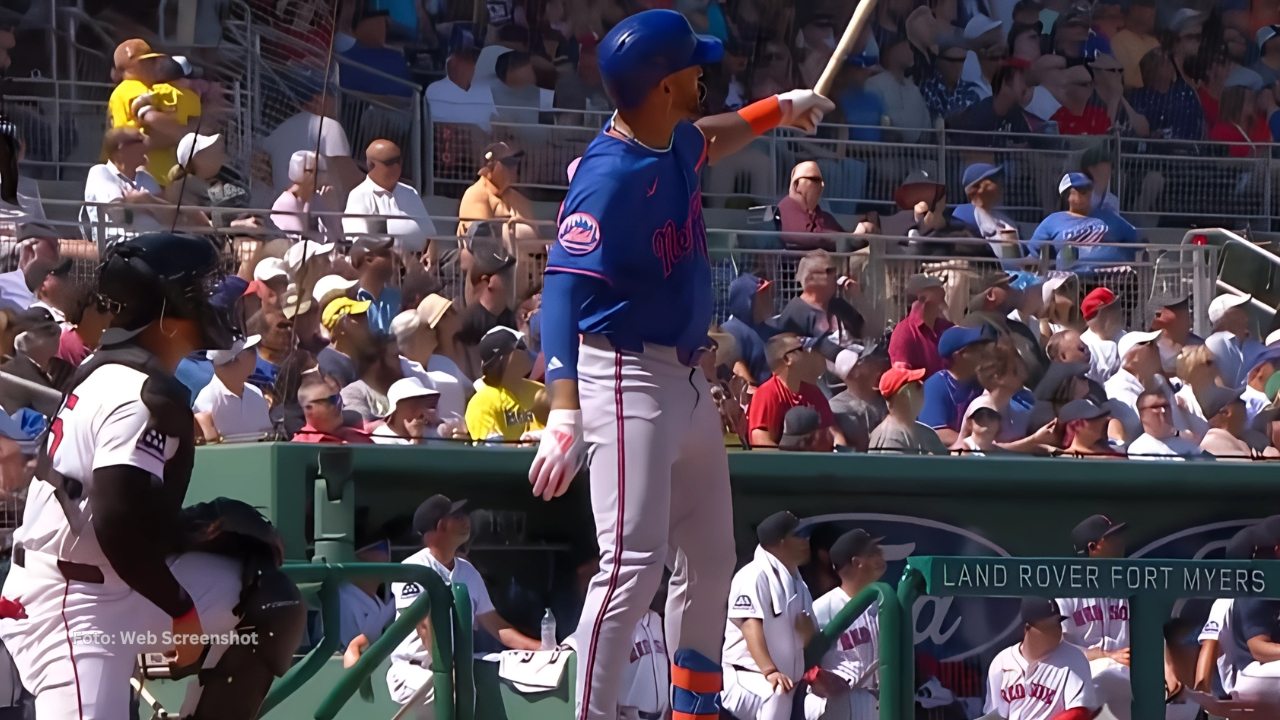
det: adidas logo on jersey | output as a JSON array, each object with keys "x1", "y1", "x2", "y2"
[{"x1": 732, "y1": 595, "x2": 754, "y2": 611}]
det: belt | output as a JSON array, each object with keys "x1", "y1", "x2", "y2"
[
  {"x1": 13, "y1": 545, "x2": 105, "y2": 584},
  {"x1": 637, "y1": 712, "x2": 661, "y2": 720}
]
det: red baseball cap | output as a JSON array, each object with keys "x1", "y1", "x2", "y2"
[
  {"x1": 1081, "y1": 287, "x2": 1117, "y2": 321},
  {"x1": 879, "y1": 363, "x2": 926, "y2": 398}
]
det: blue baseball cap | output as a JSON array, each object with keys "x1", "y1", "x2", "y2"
[
  {"x1": 1246, "y1": 345, "x2": 1280, "y2": 376},
  {"x1": 1058, "y1": 172, "x2": 1093, "y2": 194},
  {"x1": 962, "y1": 163, "x2": 1003, "y2": 190},
  {"x1": 598, "y1": 10, "x2": 724, "y2": 109},
  {"x1": 938, "y1": 324, "x2": 997, "y2": 360}
]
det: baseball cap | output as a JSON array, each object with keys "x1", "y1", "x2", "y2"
[
  {"x1": 1021, "y1": 597, "x2": 1068, "y2": 625},
  {"x1": 311, "y1": 274, "x2": 359, "y2": 310},
  {"x1": 1265, "y1": 328, "x2": 1280, "y2": 347},
  {"x1": 478, "y1": 326, "x2": 525, "y2": 368},
  {"x1": 1224, "y1": 526, "x2": 1261, "y2": 560},
  {"x1": 470, "y1": 236, "x2": 516, "y2": 276},
  {"x1": 1058, "y1": 398, "x2": 1109, "y2": 424},
  {"x1": 1255, "y1": 516, "x2": 1280, "y2": 555},
  {"x1": 1225, "y1": 66, "x2": 1265, "y2": 91},
  {"x1": 906, "y1": 273, "x2": 944, "y2": 298},
  {"x1": 1200, "y1": 384, "x2": 1245, "y2": 419},
  {"x1": 1168, "y1": 8, "x2": 1201, "y2": 34},
  {"x1": 322, "y1": 297, "x2": 371, "y2": 331},
  {"x1": 207, "y1": 334, "x2": 261, "y2": 366},
  {"x1": 937, "y1": 324, "x2": 997, "y2": 360},
  {"x1": 412, "y1": 494, "x2": 469, "y2": 535},
  {"x1": 176, "y1": 132, "x2": 221, "y2": 169},
  {"x1": 962, "y1": 163, "x2": 1003, "y2": 191},
  {"x1": 1081, "y1": 287, "x2": 1117, "y2": 321},
  {"x1": 598, "y1": 9, "x2": 723, "y2": 109},
  {"x1": 416, "y1": 294, "x2": 453, "y2": 329},
  {"x1": 1041, "y1": 274, "x2": 1073, "y2": 306},
  {"x1": 778, "y1": 406, "x2": 822, "y2": 451},
  {"x1": 13, "y1": 307, "x2": 57, "y2": 336},
  {"x1": 963, "y1": 14, "x2": 1003, "y2": 41},
  {"x1": 280, "y1": 284, "x2": 314, "y2": 320},
  {"x1": 283, "y1": 239, "x2": 336, "y2": 271},
  {"x1": 829, "y1": 529, "x2": 884, "y2": 569},
  {"x1": 894, "y1": 170, "x2": 946, "y2": 211},
  {"x1": 253, "y1": 257, "x2": 290, "y2": 284},
  {"x1": 1071, "y1": 514, "x2": 1126, "y2": 555},
  {"x1": 1116, "y1": 329, "x2": 1162, "y2": 360},
  {"x1": 113, "y1": 38, "x2": 153, "y2": 70},
  {"x1": 1058, "y1": 172, "x2": 1093, "y2": 195},
  {"x1": 1259, "y1": 25, "x2": 1280, "y2": 50},
  {"x1": 879, "y1": 363, "x2": 926, "y2": 398},
  {"x1": 756, "y1": 510, "x2": 812, "y2": 546},
  {"x1": 833, "y1": 347, "x2": 864, "y2": 380},
  {"x1": 1208, "y1": 293, "x2": 1251, "y2": 325},
  {"x1": 1147, "y1": 290, "x2": 1189, "y2": 318},
  {"x1": 385, "y1": 377, "x2": 440, "y2": 419},
  {"x1": 481, "y1": 141, "x2": 525, "y2": 167},
  {"x1": 1244, "y1": 345, "x2": 1280, "y2": 376}
]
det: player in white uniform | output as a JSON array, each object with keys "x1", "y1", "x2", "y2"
[
  {"x1": 1055, "y1": 515, "x2": 1131, "y2": 719},
  {"x1": 985, "y1": 597, "x2": 1098, "y2": 720},
  {"x1": 805, "y1": 529, "x2": 885, "y2": 720},
  {"x1": 618, "y1": 607, "x2": 669, "y2": 720},
  {"x1": 383, "y1": 495, "x2": 539, "y2": 718},
  {"x1": 0, "y1": 233, "x2": 305, "y2": 719},
  {"x1": 721, "y1": 511, "x2": 819, "y2": 720},
  {"x1": 1194, "y1": 526, "x2": 1258, "y2": 699}
]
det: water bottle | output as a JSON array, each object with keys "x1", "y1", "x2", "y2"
[{"x1": 540, "y1": 608, "x2": 557, "y2": 650}]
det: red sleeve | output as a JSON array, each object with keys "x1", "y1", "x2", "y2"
[
  {"x1": 746, "y1": 381, "x2": 785, "y2": 438},
  {"x1": 888, "y1": 320, "x2": 915, "y2": 367},
  {"x1": 1050, "y1": 708, "x2": 1094, "y2": 720}
]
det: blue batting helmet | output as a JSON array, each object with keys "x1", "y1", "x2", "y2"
[{"x1": 597, "y1": 9, "x2": 724, "y2": 109}]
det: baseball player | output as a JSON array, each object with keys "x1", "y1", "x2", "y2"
[
  {"x1": 0, "y1": 233, "x2": 305, "y2": 719},
  {"x1": 618, "y1": 599, "x2": 669, "y2": 720},
  {"x1": 984, "y1": 597, "x2": 1098, "y2": 720},
  {"x1": 720, "y1": 511, "x2": 824, "y2": 720},
  {"x1": 1054, "y1": 514, "x2": 1131, "y2": 719},
  {"x1": 1194, "y1": 526, "x2": 1257, "y2": 697},
  {"x1": 805, "y1": 529, "x2": 884, "y2": 720},
  {"x1": 1226, "y1": 516, "x2": 1280, "y2": 712},
  {"x1": 526, "y1": 9, "x2": 833, "y2": 719}
]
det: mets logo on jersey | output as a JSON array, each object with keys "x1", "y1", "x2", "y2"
[{"x1": 557, "y1": 212, "x2": 601, "y2": 255}]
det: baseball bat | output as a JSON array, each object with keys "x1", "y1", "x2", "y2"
[{"x1": 814, "y1": 0, "x2": 883, "y2": 99}]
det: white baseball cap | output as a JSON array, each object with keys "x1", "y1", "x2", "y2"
[
  {"x1": 311, "y1": 274, "x2": 359, "y2": 310},
  {"x1": 281, "y1": 284, "x2": 314, "y2": 320},
  {"x1": 833, "y1": 346, "x2": 863, "y2": 380},
  {"x1": 207, "y1": 334, "x2": 261, "y2": 366},
  {"x1": 1117, "y1": 329, "x2": 1162, "y2": 360},
  {"x1": 283, "y1": 240, "x2": 336, "y2": 271},
  {"x1": 253, "y1": 257, "x2": 289, "y2": 284},
  {"x1": 963, "y1": 14, "x2": 1002, "y2": 41},
  {"x1": 1041, "y1": 273, "x2": 1074, "y2": 306},
  {"x1": 1266, "y1": 328, "x2": 1280, "y2": 347},
  {"x1": 176, "y1": 132, "x2": 221, "y2": 169},
  {"x1": 384, "y1": 377, "x2": 440, "y2": 419},
  {"x1": 1208, "y1": 293, "x2": 1251, "y2": 325}
]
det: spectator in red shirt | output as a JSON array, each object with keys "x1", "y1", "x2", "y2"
[
  {"x1": 292, "y1": 374, "x2": 374, "y2": 444},
  {"x1": 57, "y1": 284, "x2": 115, "y2": 367},
  {"x1": 1051, "y1": 63, "x2": 1112, "y2": 135},
  {"x1": 776, "y1": 160, "x2": 844, "y2": 251},
  {"x1": 747, "y1": 333, "x2": 839, "y2": 449},
  {"x1": 889, "y1": 274, "x2": 954, "y2": 378},
  {"x1": 1208, "y1": 69, "x2": 1268, "y2": 158}
]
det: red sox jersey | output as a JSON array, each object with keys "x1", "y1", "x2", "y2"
[
  {"x1": 14, "y1": 364, "x2": 178, "y2": 569},
  {"x1": 1055, "y1": 597, "x2": 1129, "y2": 652},
  {"x1": 812, "y1": 587, "x2": 879, "y2": 689},
  {"x1": 619, "y1": 610, "x2": 669, "y2": 715},
  {"x1": 985, "y1": 642, "x2": 1097, "y2": 720}
]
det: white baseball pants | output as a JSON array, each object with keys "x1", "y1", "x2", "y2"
[
  {"x1": 721, "y1": 664, "x2": 796, "y2": 720},
  {"x1": 1090, "y1": 657, "x2": 1132, "y2": 720},
  {"x1": 803, "y1": 686, "x2": 878, "y2": 720},
  {"x1": 386, "y1": 660, "x2": 435, "y2": 719},
  {"x1": 0, "y1": 549, "x2": 242, "y2": 720},
  {"x1": 572, "y1": 338, "x2": 736, "y2": 720},
  {"x1": 1233, "y1": 660, "x2": 1280, "y2": 707}
]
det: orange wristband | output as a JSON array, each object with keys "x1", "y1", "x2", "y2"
[{"x1": 738, "y1": 95, "x2": 783, "y2": 136}]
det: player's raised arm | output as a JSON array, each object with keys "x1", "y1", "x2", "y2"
[{"x1": 695, "y1": 91, "x2": 834, "y2": 166}]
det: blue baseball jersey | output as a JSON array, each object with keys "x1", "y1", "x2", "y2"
[{"x1": 541, "y1": 120, "x2": 713, "y2": 382}]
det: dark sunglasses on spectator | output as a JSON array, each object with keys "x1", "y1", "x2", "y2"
[
  {"x1": 320, "y1": 394, "x2": 343, "y2": 408},
  {"x1": 798, "y1": 176, "x2": 824, "y2": 184},
  {"x1": 498, "y1": 155, "x2": 521, "y2": 168},
  {"x1": 374, "y1": 156, "x2": 402, "y2": 166}
]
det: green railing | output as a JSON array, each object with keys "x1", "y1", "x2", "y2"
[
  {"x1": 804, "y1": 581, "x2": 904, "y2": 720},
  {"x1": 265, "y1": 562, "x2": 458, "y2": 720},
  {"x1": 898, "y1": 556, "x2": 1280, "y2": 719},
  {"x1": 452, "y1": 584, "x2": 477, "y2": 720}
]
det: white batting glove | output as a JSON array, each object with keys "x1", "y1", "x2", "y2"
[
  {"x1": 528, "y1": 409, "x2": 586, "y2": 501},
  {"x1": 777, "y1": 90, "x2": 836, "y2": 135}
]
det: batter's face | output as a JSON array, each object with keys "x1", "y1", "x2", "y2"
[
  {"x1": 1025, "y1": 617, "x2": 1064, "y2": 649},
  {"x1": 663, "y1": 65, "x2": 703, "y2": 120}
]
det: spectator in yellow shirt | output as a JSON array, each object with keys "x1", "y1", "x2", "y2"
[
  {"x1": 108, "y1": 39, "x2": 202, "y2": 186},
  {"x1": 464, "y1": 326, "x2": 544, "y2": 442}
]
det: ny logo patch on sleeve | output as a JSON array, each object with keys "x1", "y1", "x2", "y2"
[
  {"x1": 138, "y1": 428, "x2": 168, "y2": 459},
  {"x1": 732, "y1": 595, "x2": 754, "y2": 611}
]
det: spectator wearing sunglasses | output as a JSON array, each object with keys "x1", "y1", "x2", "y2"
[
  {"x1": 455, "y1": 142, "x2": 536, "y2": 250},
  {"x1": 292, "y1": 373, "x2": 373, "y2": 444},
  {"x1": 777, "y1": 161, "x2": 843, "y2": 251},
  {"x1": 342, "y1": 138, "x2": 437, "y2": 254},
  {"x1": 464, "y1": 326, "x2": 543, "y2": 443}
]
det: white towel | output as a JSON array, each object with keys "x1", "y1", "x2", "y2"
[
  {"x1": 755, "y1": 545, "x2": 797, "y2": 618},
  {"x1": 498, "y1": 648, "x2": 572, "y2": 694}
]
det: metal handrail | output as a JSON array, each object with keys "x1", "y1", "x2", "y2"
[
  {"x1": 804, "y1": 581, "x2": 905, "y2": 720},
  {"x1": 265, "y1": 562, "x2": 459, "y2": 720}
]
